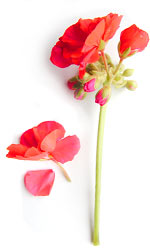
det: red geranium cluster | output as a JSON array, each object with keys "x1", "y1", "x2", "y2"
[
  {"x1": 50, "y1": 13, "x2": 149, "y2": 106},
  {"x1": 51, "y1": 13, "x2": 122, "y2": 79},
  {"x1": 7, "y1": 121, "x2": 80, "y2": 196}
]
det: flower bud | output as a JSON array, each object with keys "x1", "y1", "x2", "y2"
[
  {"x1": 67, "y1": 76, "x2": 81, "y2": 90},
  {"x1": 74, "y1": 88, "x2": 87, "y2": 100},
  {"x1": 126, "y1": 80, "x2": 137, "y2": 91},
  {"x1": 95, "y1": 86, "x2": 111, "y2": 106},
  {"x1": 84, "y1": 78, "x2": 96, "y2": 92},
  {"x1": 67, "y1": 81, "x2": 77, "y2": 90},
  {"x1": 123, "y1": 69, "x2": 134, "y2": 77}
]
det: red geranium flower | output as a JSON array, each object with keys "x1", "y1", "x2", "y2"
[
  {"x1": 7, "y1": 121, "x2": 80, "y2": 196},
  {"x1": 119, "y1": 24, "x2": 149, "y2": 58},
  {"x1": 7, "y1": 121, "x2": 80, "y2": 164},
  {"x1": 50, "y1": 13, "x2": 122, "y2": 79}
]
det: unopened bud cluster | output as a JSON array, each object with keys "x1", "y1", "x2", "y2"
[{"x1": 67, "y1": 53, "x2": 137, "y2": 106}]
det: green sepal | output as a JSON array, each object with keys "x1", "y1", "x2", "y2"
[
  {"x1": 99, "y1": 40, "x2": 105, "y2": 50},
  {"x1": 69, "y1": 76, "x2": 79, "y2": 83},
  {"x1": 73, "y1": 82, "x2": 82, "y2": 89},
  {"x1": 121, "y1": 47, "x2": 131, "y2": 59},
  {"x1": 123, "y1": 69, "x2": 134, "y2": 77}
]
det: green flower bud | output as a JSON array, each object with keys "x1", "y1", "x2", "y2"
[
  {"x1": 123, "y1": 69, "x2": 134, "y2": 77},
  {"x1": 126, "y1": 80, "x2": 137, "y2": 91},
  {"x1": 114, "y1": 74, "x2": 122, "y2": 81}
]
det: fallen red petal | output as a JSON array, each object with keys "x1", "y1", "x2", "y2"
[{"x1": 24, "y1": 169, "x2": 55, "y2": 196}]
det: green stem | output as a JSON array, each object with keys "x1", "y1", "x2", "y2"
[
  {"x1": 93, "y1": 105, "x2": 107, "y2": 246},
  {"x1": 53, "y1": 159, "x2": 71, "y2": 182},
  {"x1": 114, "y1": 58, "x2": 123, "y2": 75},
  {"x1": 101, "y1": 50, "x2": 109, "y2": 77}
]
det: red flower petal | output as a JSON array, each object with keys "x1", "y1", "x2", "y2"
[
  {"x1": 103, "y1": 13, "x2": 122, "y2": 41},
  {"x1": 20, "y1": 128, "x2": 38, "y2": 147},
  {"x1": 79, "y1": 18, "x2": 94, "y2": 34},
  {"x1": 50, "y1": 41, "x2": 72, "y2": 68},
  {"x1": 6, "y1": 144, "x2": 28, "y2": 158},
  {"x1": 120, "y1": 24, "x2": 149, "y2": 54},
  {"x1": 51, "y1": 135, "x2": 80, "y2": 164},
  {"x1": 40, "y1": 129, "x2": 63, "y2": 152},
  {"x1": 79, "y1": 47, "x2": 99, "y2": 79},
  {"x1": 23, "y1": 147, "x2": 49, "y2": 160},
  {"x1": 33, "y1": 121, "x2": 65, "y2": 143},
  {"x1": 24, "y1": 169, "x2": 55, "y2": 196},
  {"x1": 61, "y1": 22, "x2": 87, "y2": 47},
  {"x1": 84, "y1": 19, "x2": 105, "y2": 49}
]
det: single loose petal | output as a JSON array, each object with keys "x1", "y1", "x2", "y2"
[
  {"x1": 51, "y1": 135, "x2": 80, "y2": 163},
  {"x1": 24, "y1": 169, "x2": 55, "y2": 196}
]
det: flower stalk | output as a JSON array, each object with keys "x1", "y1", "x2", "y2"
[
  {"x1": 54, "y1": 160, "x2": 71, "y2": 182},
  {"x1": 93, "y1": 104, "x2": 107, "y2": 245}
]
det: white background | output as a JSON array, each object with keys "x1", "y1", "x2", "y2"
[{"x1": 0, "y1": 0, "x2": 150, "y2": 251}]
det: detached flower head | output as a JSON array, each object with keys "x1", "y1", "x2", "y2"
[
  {"x1": 7, "y1": 121, "x2": 80, "y2": 164},
  {"x1": 7, "y1": 121, "x2": 80, "y2": 196},
  {"x1": 50, "y1": 13, "x2": 122, "y2": 79},
  {"x1": 119, "y1": 24, "x2": 149, "y2": 58}
]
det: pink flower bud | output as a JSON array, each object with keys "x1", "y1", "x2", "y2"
[
  {"x1": 95, "y1": 86, "x2": 111, "y2": 106},
  {"x1": 84, "y1": 78, "x2": 96, "y2": 92},
  {"x1": 74, "y1": 89, "x2": 86, "y2": 100},
  {"x1": 67, "y1": 81, "x2": 77, "y2": 90}
]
